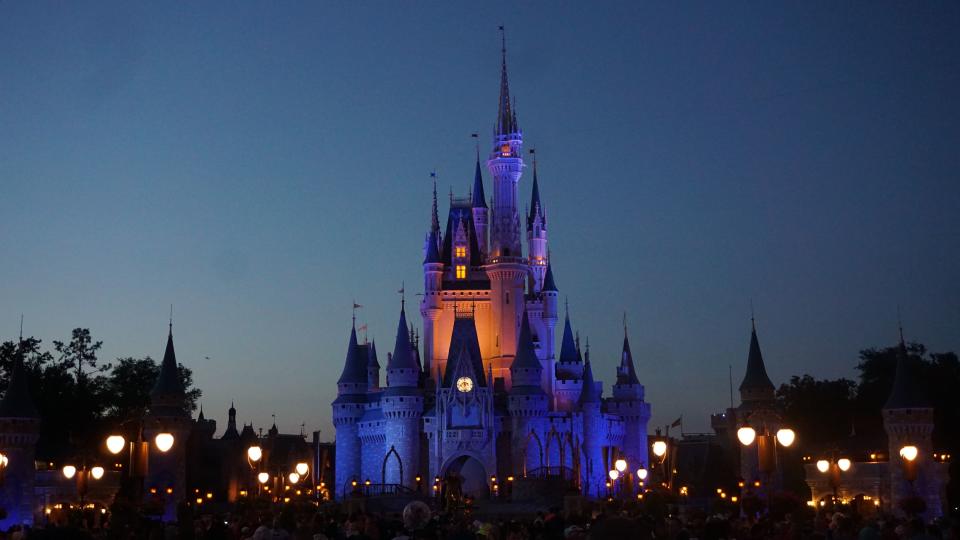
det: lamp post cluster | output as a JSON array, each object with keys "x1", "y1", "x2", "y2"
[
  {"x1": 604, "y1": 440, "x2": 667, "y2": 502},
  {"x1": 246, "y1": 444, "x2": 312, "y2": 503},
  {"x1": 736, "y1": 425, "x2": 796, "y2": 492}
]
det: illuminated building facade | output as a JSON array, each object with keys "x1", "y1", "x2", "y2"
[{"x1": 332, "y1": 39, "x2": 652, "y2": 499}]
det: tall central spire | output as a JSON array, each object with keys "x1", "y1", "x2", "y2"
[{"x1": 496, "y1": 26, "x2": 519, "y2": 139}]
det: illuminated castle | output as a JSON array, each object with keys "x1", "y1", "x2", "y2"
[{"x1": 332, "y1": 37, "x2": 651, "y2": 500}]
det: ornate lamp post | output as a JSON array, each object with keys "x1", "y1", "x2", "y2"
[
  {"x1": 103, "y1": 428, "x2": 175, "y2": 506},
  {"x1": 737, "y1": 426, "x2": 796, "y2": 493},
  {"x1": 62, "y1": 463, "x2": 105, "y2": 506},
  {"x1": 815, "y1": 455, "x2": 851, "y2": 504},
  {"x1": 899, "y1": 445, "x2": 918, "y2": 484}
]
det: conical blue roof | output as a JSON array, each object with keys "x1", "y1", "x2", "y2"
[
  {"x1": 152, "y1": 327, "x2": 185, "y2": 400},
  {"x1": 884, "y1": 339, "x2": 930, "y2": 409},
  {"x1": 511, "y1": 311, "x2": 541, "y2": 371},
  {"x1": 472, "y1": 159, "x2": 487, "y2": 209},
  {"x1": 739, "y1": 325, "x2": 775, "y2": 400},
  {"x1": 388, "y1": 304, "x2": 420, "y2": 370},
  {"x1": 337, "y1": 325, "x2": 367, "y2": 385},
  {"x1": 578, "y1": 360, "x2": 601, "y2": 406},
  {"x1": 616, "y1": 333, "x2": 640, "y2": 385},
  {"x1": 542, "y1": 263, "x2": 558, "y2": 292},
  {"x1": 558, "y1": 314, "x2": 579, "y2": 364},
  {"x1": 0, "y1": 353, "x2": 38, "y2": 418}
]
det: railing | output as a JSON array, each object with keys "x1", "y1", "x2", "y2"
[
  {"x1": 343, "y1": 482, "x2": 419, "y2": 498},
  {"x1": 525, "y1": 466, "x2": 576, "y2": 481}
]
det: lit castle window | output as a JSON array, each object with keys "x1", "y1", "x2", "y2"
[
  {"x1": 456, "y1": 265, "x2": 466, "y2": 279},
  {"x1": 455, "y1": 246, "x2": 466, "y2": 258}
]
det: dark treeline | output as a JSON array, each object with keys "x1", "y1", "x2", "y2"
[{"x1": 0, "y1": 328, "x2": 200, "y2": 462}]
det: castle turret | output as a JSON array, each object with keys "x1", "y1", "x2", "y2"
[
  {"x1": 577, "y1": 346, "x2": 604, "y2": 497},
  {"x1": 367, "y1": 340, "x2": 380, "y2": 391},
  {"x1": 422, "y1": 179, "x2": 444, "y2": 381},
  {"x1": 553, "y1": 302, "x2": 584, "y2": 411},
  {"x1": 381, "y1": 301, "x2": 424, "y2": 489},
  {"x1": 332, "y1": 323, "x2": 367, "y2": 498},
  {"x1": 610, "y1": 327, "x2": 651, "y2": 473},
  {"x1": 882, "y1": 329, "x2": 942, "y2": 518},
  {"x1": 471, "y1": 157, "x2": 489, "y2": 258},
  {"x1": 144, "y1": 321, "x2": 191, "y2": 520},
  {"x1": 526, "y1": 161, "x2": 548, "y2": 292},
  {"x1": 734, "y1": 318, "x2": 782, "y2": 487},
  {"x1": 0, "y1": 344, "x2": 40, "y2": 529},
  {"x1": 509, "y1": 311, "x2": 548, "y2": 475},
  {"x1": 221, "y1": 402, "x2": 240, "y2": 440}
]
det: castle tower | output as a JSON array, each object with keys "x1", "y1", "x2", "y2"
[
  {"x1": 332, "y1": 323, "x2": 367, "y2": 498},
  {"x1": 221, "y1": 402, "x2": 239, "y2": 440},
  {"x1": 735, "y1": 318, "x2": 782, "y2": 486},
  {"x1": 610, "y1": 327, "x2": 652, "y2": 472},
  {"x1": 144, "y1": 321, "x2": 192, "y2": 521},
  {"x1": 471, "y1": 157, "x2": 489, "y2": 258},
  {"x1": 526, "y1": 160, "x2": 548, "y2": 292},
  {"x1": 578, "y1": 348, "x2": 604, "y2": 498},
  {"x1": 508, "y1": 312, "x2": 548, "y2": 476},
  {"x1": 0, "y1": 346, "x2": 40, "y2": 529},
  {"x1": 540, "y1": 263, "x2": 559, "y2": 395},
  {"x1": 882, "y1": 330, "x2": 943, "y2": 518},
  {"x1": 367, "y1": 340, "x2": 380, "y2": 391},
  {"x1": 486, "y1": 32, "x2": 527, "y2": 363},
  {"x1": 421, "y1": 180, "x2": 444, "y2": 381},
  {"x1": 381, "y1": 301, "x2": 424, "y2": 488},
  {"x1": 554, "y1": 302, "x2": 584, "y2": 411}
]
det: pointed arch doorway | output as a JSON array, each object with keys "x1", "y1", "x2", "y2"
[{"x1": 442, "y1": 454, "x2": 489, "y2": 499}]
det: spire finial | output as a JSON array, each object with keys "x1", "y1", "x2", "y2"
[
  {"x1": 169, "y1": 304, "x2": 173, "y2": 335},
  {"x1": 18, "y1": 313, "x2": 23, "y2": 344},
  {"x1": 750, "y1": 299, "x2": 755, "y2": 332},
  {"x1": 399, "y1": 282, "x2": 406, "y2": 311},
  {"x1": 897, "y1": 305, "x2": 905, "y2": 345},
  {"x1": 472, "y1": 133, "x2": 480, "y2": 161},
  {"x1": 352, "y1": 300, "x2": 362, "y2": 327},
  {"x1": 623, "y1": 311, "x2": 628, "y2": 338},
  {"x1": 564, "y1": 296, "x2": 569, "y2": 319}
]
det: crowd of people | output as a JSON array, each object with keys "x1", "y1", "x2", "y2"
[{"x1": 3, "y1": 501, "x2": 960, "y2": 539}]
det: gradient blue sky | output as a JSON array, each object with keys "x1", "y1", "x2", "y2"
[{"x1": 1, "y1": 2, "x2": 958, "y2": 437}]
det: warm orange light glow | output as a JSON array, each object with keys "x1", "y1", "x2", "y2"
[
  {"x1": 62, "y1": 465, "x2": 77, "y2": 479},
  {"x1": 816, "y1": 460, "x2": 830, "y2": 473},
  {"x1": 652, "y1": 440, "x2": 668, "y2": 457},
  {"x1": 295, "y1": 462, "x2": 309, "y2": 476},
  {"x1": 776, "y1": 428, "x2": 796, "y2": 447},
  {"x1": 614, "y1": 459, "x2": 627, "y2": 473},
  {"x1": 837, "y1": 458, "x2": 852, "y2": 472},
  {"x1": 154, "y1": 433, "x2": 175, "y2": 453},
  {"x1": 91, "y1": 466, "x2": 105, "y2": 480},
  {"x1": 258, "y1": 472, "x2": 270, "y2": 484},
  {"x1": 900, "y1": 445, "x2": 918, "y2": 462},
  {"x1": 455, "y1": 246, "x2": 466, "y2": 258},
  {"x1": 737, "y1": 427, "x2": 756, "y2": 446},
  {"x1": 106, "y1": 435, "x2": 126, "y2": 455},
  {"x1": 456, "y1": 265, "x2": 466, "y2": 279},
  {"x1": 247, "y1": 446, "x2": 263, "y2": 463}
]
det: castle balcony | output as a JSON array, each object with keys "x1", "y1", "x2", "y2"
[{"x1": 442, "y1": 429, "x2": 488, "y2": 443}]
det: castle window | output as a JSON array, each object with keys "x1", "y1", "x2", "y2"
[
  {"x1": 456, "y1": 265, "x2": 466, "y2": 279},
  {"x1": 455, "y1": 246, "x2": 466, "y2": 258}
]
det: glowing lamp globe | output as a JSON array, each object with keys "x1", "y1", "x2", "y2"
[
  {"x1": 295, "y1": 462, "x2": 309, "y2": 476},
  {"x1": 899, "y1": 445, "x2": 918, "y2": 462},
  {"x1": 0, "y1": 453, "x2": 8, "y2": 468},
  {"x1": 776, "y1": 428, "x2": 796, "y2": 447},
  {"x1": 154, "y1": 433, "x2": 175, "y2": 453},
  {"x1": 652, "y1": 440, "x2": 668, "y2": 457},
  {"x1": 62, "y1": 465, "x2": 77, "y2": 479},
  {"x1": 247, "y1": 446, "x2": 263, "y2": 463},
  {"x1": 637, "y1": 468, "x2": 648, "y2": 480},
  {"x1": 288, "y1": 472, "x2": 300, "y2": 484},
  {"x1": 837, "y1": 458, "x2": 852, "y2": 472},
  {"x1": 816, "y1": 460, "x2": 830, "y2": 473},
  {"x1": 608, "y1": 470, "x2": 619, "y2": 481},
  {"x1": 737, "y1": 427, "x2": 756, "y2": 446},
  {"x1": 257, "y1": 472, "x2": 270, "y2": 484},
  {"x1": 91, "y1": 466, "x2": 105, "y2": 480},
  {"x1": 614, "y1": 459, "x2": 627, "y2": 473},
  {"x1": 106, "y1": 435, "x2": 126, "y2": 455}
]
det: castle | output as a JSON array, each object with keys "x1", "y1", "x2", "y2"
[{"x1": 331, "y1": 39, "x2": 652, "y2": 500}]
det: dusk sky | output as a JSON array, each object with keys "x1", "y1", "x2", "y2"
[{"x1": 1, "y1": 2, "x2": 958, "y2": 437}]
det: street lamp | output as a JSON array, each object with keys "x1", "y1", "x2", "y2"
[
  {"x1": 737, "y1": 427, "x2": 756, "y2": 446},
  {"x1": 899, "y1": 445, "x2": 919, "y2": 482},
  {"x1": 652, "y1": 441, "x2": 667, "y2": 458},
  {"x1": 295, "y1": 462, "x2": 309, "y2": 477},
  {"x1": 62, "y1": 463, "x2": 104, "y2": 505},
  {"x1": 614, "y1": 459, "x2": 627, "y2": 473},
  {"x1": 816, "y1": 455, "x2": 851, "y2": 503},
  {"x1": 106, "y1": 435, "x2": 126, "y2": 455},
  {"x1": 154, "y1": 433, "x2": 175, "y2": 453},
  {"x1": 288, "y1": 472, "x2": 300, "y2": 484},
  {"x1": 247, "y1": 446, "x2": 263, "y2": 464},
  {"x1": 737, "y1": 424, "x2": 797, "y2": 490},
  {"x1": 257, "y1": 472, "x2": 270, "y2": 484},
  {"x1": 636, "y1": 468, "x2": 648, "y2": 481}
]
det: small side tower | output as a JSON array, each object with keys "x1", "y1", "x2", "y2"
[
  {"x1": 508, "y1": 312, "x2": 548, "y2": 476},
  {"x1": 554, "y1": 302, "x2": 584, "y2": 412},
  {"x1": 381, "y1": 300, "x2": 424, "y2": 489},
  {"x1": 471, "y1": 157, "x2": 489, "y2": 258},
  {"x1": 609, "y1": 325, "x2": 651, "y2": 471},
  {"x1": 734, "y1": 317, "x2": 782, "y2": 487},
  {"x1": 332, "y1": 322, "x2": 367, "y2": 499},
  {"x1": 540, "y1": 263, "x2": 559, "y2": 395},
  {"x1": 0, "y1": 345, "x2": 40, "y2": 529},
  {"x1": 221, "y1": 402, "x2": 240, "y2": 440},
  {"x1": 882, "y1": 329, "x2": 943, "y2": 518},
  {"x1": 144, "y1": 320, "x2": 192, "y2": 521},
  {"x1": 367, "y1": 340, "x2": 380, "y2": 391},
  {"x1": 526, "y1": 159, "x2": 548, "y2": 293},
  {"x1": 577, "y1": 345, "x2": 604, "y2": 498},
  {"x1": 421, "y1": 180, "x2": 444, "y2": 381}
]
